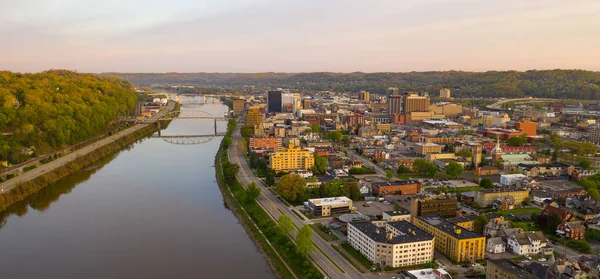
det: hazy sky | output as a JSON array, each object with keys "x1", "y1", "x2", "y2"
[{"x1": 1, "y1": 0, "x2": 599, "y2": 73}]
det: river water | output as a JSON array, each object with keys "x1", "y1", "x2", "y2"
[{"x1": 0, "y1": 96, "x2": 274, "y2": 279}]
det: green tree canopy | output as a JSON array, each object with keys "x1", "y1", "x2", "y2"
[
  {"x1": 240, "y1": 125, "x2": 254, "y2": 138},
  {"x1": 310, "y1": 124, "x2": 321, "y2": 133},
  {"x1": 245, "y1": 182, "x2": 261, "y2": 202},
  {"x1": 278, "y1": 215, "x2": 294, "y2": 236},
  {"x1": 276, "y1": 174, "x2": 306, "y2": 202},
  {"x1": 507, "y1": 134, "x2": 528, "y2": 146},
  {"x1": 473, "y1": 214, "x2": 488, "y2": 234},
  {"x1": 413, "y1": 159, "x2": 437, "y2": 177},
  {"x1": 397, "y1": 165, "x2": 411, "y2": 174},
  {"x1": 312, "y1": 153, "x2": 327, "y2": 175},
  {"x1": 296, "y1": 225, "x2": 315, "y2": 255},
  {"x1": 444, "y1": 162, "x2": 464, "y2": 178},
  {"x1": 479, "y1": 178, "x2": 494, "y2": 189}
]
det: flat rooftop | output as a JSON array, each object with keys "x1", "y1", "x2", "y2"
[
  {"x1": 371, "y1": 181, "x2": 421, "y2": 187},
  {"x1": 308, "y1": 196, "x2": 352, "y2": 206},
  {"x1": 350, "y1": 221, "x2": 434, "y2": 244},
  {"x1": 488, "y1": 259, "x2": 538, "y2": 279},
  {"x1": 415, "y1": 143, "x2": 442, "y2": 147},
  {"x1": 417, "y1": 216, "x2": 483, "y2": 239},
  {"x1": 404, "y1": 268, "x2": 452, "y2": 279},
  {"x1": 384, "y1": 209, "x2": 410, "y2": 216}
]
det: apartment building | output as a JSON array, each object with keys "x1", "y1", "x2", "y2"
[
  {"x1": 474, "y1": 189, "x2": 530, "y2": 207},
  {"x1": 269, "y1": 144, "x2": 314, "y2": 172},
  {"x1": 382, "y1": 209, "x2": 411, "y2": 222},
  {"x1": 249, "y1": 137, "x2": 282, "y2": 151},
  {"x1": 305, "y1": 196, "x2": 352, "y2": 217},
  {"x1": 348, "y1": 221, "x2": 434, "y2": 268},
  {"x1": 486, "y1": 259, "x2": 538, "y2": 279},
  {"x1": 446, "y1": 215, "x2": 478, "y2": 231},
  {"x1": 413, "y1": 216, "x2": 485, "y2": 262},
  {"x1": 414, "y1": 143, "x2": 443, "y2": 156}
]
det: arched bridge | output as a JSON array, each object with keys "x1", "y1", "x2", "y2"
[
  {"x1": 139, "y1": 110, "x2": 230, "y2": 136},
  {"x1": 152, "y1": 135, "x2": 226, "y2": 145}
]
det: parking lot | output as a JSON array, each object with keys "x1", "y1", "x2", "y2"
[{"x1": 541, "y1": 178, "x2": 580, "y2": 191}]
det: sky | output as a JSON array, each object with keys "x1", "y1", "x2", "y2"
[{"x1": 1, "y1": 0, "x2": 600, "y2": 73}]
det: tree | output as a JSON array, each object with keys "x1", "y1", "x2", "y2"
[
  {"x1": 522, "y1": 196, "x2": 531, "y2": 206},
  {"x1": 444, "y1": 162, "x2": 464, "y2": 178},
  {"x1": 458, "y1": 149, "x2": 473, "y2": 158},
  {"x1": 320, "y1": 180, "x2": 349, "y2": 198},
  {"x1": 240, "y1": 125, "x2": 254, "y2": 138},
  {"x1": 588, "y1": 188, "x2": 600, "y2": 201},
  {"x1": 312, "y1": 153, "x2": 327, "y2": 175},
  {"x1": 328, "y1": 130, "x2": 343, "y2": 142},
  {"x1": 296, "y1": 225, "x2": 315, "y2": 255},
  {"x1": 473, "y1": 214, "x2": 488, "y2": 234},
  {"x1": 578, "y1": 179, "x2": 598, "y2": 190},
  {"x1": 413, "y1": 159, "x2": 437, "y2": 177},
  {"x1": 345, "y1": 179, "x2": 362, "y2": 200},
  {"x1": 507, "y1": 134, "x2": 528, "y2": 146},
  {"x1": 265, "y1": 170, "x2": 275, "y2": 187},
  {"x1": 245, "y1": 182, "x2": 261, "y2": 202},
  {"x1": 349, "y1": 166, "x2": 376, "y2": 175},
  {"x1": 278, "y1": 215, "x2": 294, "y2": 236},
  {"x1": 386, "y1": 170, "x2": 394, "y2": 180},
  {"x1": 310, "y1": 124, "x2": 321, "y2": 133},
  {"x1": 276, "y1": 174, "x2": 306, "y2": 202},
  {"x1": 479, "y1": 178, "x2": 494, "y2": 189},
  {"x1": 397, "y1": 165, "x2": 411, "y2": 174},
  {"x1": 393, "y1": 203, "x2": 402, "y2": 211},
  {"x1": 579, "y1": 158, "x2": 591, "y2": 170},
  {"x1": 545, "y1": 213, "x2": 562, "y2": 234}
]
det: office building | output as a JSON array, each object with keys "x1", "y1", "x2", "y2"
[
  {"x1": 403, "y1": 93, "x2": 430, "y2": 113},
  {"x1": 474, "y1": 189, "x2": 530, "y2": 207},
  {"x1": 269, "y1": 144, "x2": 314, "y2": 172},
  {"x1": 302, "y1": 99, "x2": 311, "y2": 109},
  {"x1": 486, "y1": 259, "x2": 538, "y2": 279},
  {"x1": 246, "y1": 111, "x2": 264, "y2": 126},
  {"x1": 372, "y1": 181, "x2": 422, "y2": 196},
  {"x1": 590, "y1": 126, "x2": 600, "y2": 144},
  {"x1": 414, "y1": 143, "x2": 443, "y2": 156},
  {"x1": 388, "y1": 95, "x2": 404, "y2": 117},
  {"x1": 267, "y1": 90, "x2": 283, "y2": 113},
  {"x1": 358, "y1": 91, "x2": 371, "y2": 102},
  {"x1": 383, "y1": 209, "x2": 411, "y2": 222},
  {"x1": 515, "y1": 120, "x2": 537, "y2": 136},
  {"x1": 387, "y1": 87, "x2": 400, "y2": 96},
  {"x1": 348, "y1": 221, "x2": 434, "y2": 268},
  {"x1": 305, "y1": 196, "x2": 352, "y2": 216},
  {"x1": 439, "y1": 88, "x2": 451, "y2": 99},
  {"x1": 413, "y1": 216, "x2": 485, "y2": 262},
  {"x1": 410, "y1": 196, "x2": 457, "y2": 222},
  {"x1": 232, "y1": 98, "x2": 245, "y2": 115}
]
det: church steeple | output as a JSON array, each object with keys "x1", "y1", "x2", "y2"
[{"x1": 492, "y1": 137, "x2": 503, "y2": 161}]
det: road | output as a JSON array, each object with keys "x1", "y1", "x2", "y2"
[
  {"x1": 228, "y1": 124, "x2": 379, "y2": 279},
  {"x1": 0, "y1": 101, "x2": 175, "y2": 194},
  {"x1": 547, "y1": 241, "x2": 585, "y2": 261},
  {"x1": 485, "y1": 97, "x2": 558, "y2": 110},
  {"x1": 343, "y1": 148, "x2": 387, "y2": 177}
]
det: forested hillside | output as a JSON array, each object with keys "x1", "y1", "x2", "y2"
[
  {"x1": 103, "y1": 70, "x2": 600, "y2": 100},
  {"x1": 0, "y1": 70, "x2": 138, "y2": 164}
]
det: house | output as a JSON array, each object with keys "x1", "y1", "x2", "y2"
[
  {"x1": 498, "y1": 228, "x2": 523, "y2": 242},
  {"x1": 556, "y1": 221, "x2": 585, "y2": 240},
  {"x1": 494, "y1": 196, "x2": 516, "y2": 210},
  {"x1": 542, "y1": 204, "x2": 577, "y2": 223},
  {"x1": 507, "y1": 231, "x2": 548, "y2": 255},
  {"x1": 484, "y1": 219, "x2": 511, "y2": 237},
  {"x1": 486, "y1": 237, "x2": 506, "y2": 254}
]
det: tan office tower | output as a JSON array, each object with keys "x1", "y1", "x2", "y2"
[
  {"x1": 440, "y1": 88, "x2": 451, "y2": 98},
  {"x1": 302, "y1": 99, "x2": 311, "y2": 109},
  {"x1": 403, "y1": 93, "x2": 430, "y2": 113},
  {"x1": 232, "y1": 98, "x2": 245, "y2": 115},
  {"x1": 386, "y1": 87, "x2": 399, "y2": 96},
  {"x1": 358, "y1": 91, "x2": 370, "y2": 102}
]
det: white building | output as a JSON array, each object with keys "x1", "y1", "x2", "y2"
[
  {"x1": 406, "y1": 268, "x2": 453, "y2": 279},
  {"x1": 507, "y1": 231, "x2": 548, "y2": 255},
  {"x1": 500, "y1": 174, "x2": 528, "y2": 186},
  {"x1": 304, "y1": 196, "x2": 352, "y2": 217},
  {"x1": 486, "y1": 237, "x2": 506, "y2": 254},
  {"x1": 382, "y1": 210, "x2": 411, "y2": 222},
  {"x1": 348, "y1": 221, "x2": 434, "y2": 268}
]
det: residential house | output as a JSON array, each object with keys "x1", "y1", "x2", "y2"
[
  {"x1": 542, "y1": 204, "x2": 577, "y2": 223},
  {"x1": 507, "y1": 231, "x2": 548, "y2": 255},
  {"x1": 484, "y1": 219, "x2": 512, "y2": 238},
  {"x1": 486, "y1": 237, "x2": 506, "y2": 254},
  {"x1": 556, "y1": 221, "x2": 585, "y2": 240}
]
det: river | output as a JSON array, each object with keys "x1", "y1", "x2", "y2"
[{"x1": 0, "y1": 96, "x2": 274, "y2": 279}]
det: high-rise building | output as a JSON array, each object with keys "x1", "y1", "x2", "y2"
[
  {"x1": 403, "y1": 92, "x2": 430, "y2": 113},
  {"x1": 246, "y1": 109, "x2": 264, "y2": 126},
  {"x1": 358, "y1": 91, "x2": 370, "y2": 102},
  {"x1": 515, "y1": 120, "x2": 537, "y2": 136},
  {"x1": 302, "y1": 99, "x2": 311, "y2": 109},
  {"x1": 267, "y1": 90, "x2": 283, "y2": 113},
  {"x1": 281, "y1": 93, "x2": 301, "y2": 113},
  {"x1": 232, "y1": 98, "x2": 245, "y2": 115},
  {"x1": 590, "y1": 126, "x2": 600, "y2": 144},
  {"x1": 387, "y1": 95, "x2": 403, "y2": 117},
  {"x1": 439, "y1": 88, "x2": 451, "y2": 98},
  {"x1": 386, "y1": 87, "x2": 399, "y2": 96}
]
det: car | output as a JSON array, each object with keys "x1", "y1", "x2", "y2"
[
  {"x1": 539, "y1": 258, "x2": 546, "y2": 262},
  {"x1": 525, "y1": 256, "x2": 532, "y2": 260},
  {"x1": 552, "y1": 241, "x2": 557, "y2": 245},
  {"x1": 522, "y1": 260, "x2": 529, "y2": 263}
]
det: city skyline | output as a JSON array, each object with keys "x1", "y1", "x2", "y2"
[{"x1": 2, "y1": 0, "x2": 600, "y2": 73}]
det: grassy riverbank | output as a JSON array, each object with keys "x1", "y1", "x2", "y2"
[{"x1": 215, "y1": 119, "x2": 322, "y2": 279}]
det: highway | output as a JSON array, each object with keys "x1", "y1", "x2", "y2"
[
  {"x1": 0, "y1": 101, "x2": 175, "y2": 194},
  {"x1": 228, "y1": 124, "x2": 379, "y2": 279},
  {"x1": 485, "y1": 97, "x2": 558, "y2": 110}
]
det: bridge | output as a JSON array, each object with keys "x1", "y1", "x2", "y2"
[
  {"x1": 486, "y1": 97, "x2": 559, "y2": 110},
  {"x1": 138, "y1": 110, "x2": 230, "y2": 136},
  {"x1": 152, "y1": 134, "x2": 226, "y2": 145}
]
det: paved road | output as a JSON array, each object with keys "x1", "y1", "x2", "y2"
[
  {"x1": 547, "y1": 241, "x2": 585, "y2": 261},
  {"x1": 0, "y1": 101, "x2": 175, "y2": 194},
  {"x1": 343, "y1": 148, "x2": 387, "y2": 177},
  {"x1": 228, "y1": 125, "x2": 379, "y2": 279}
]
